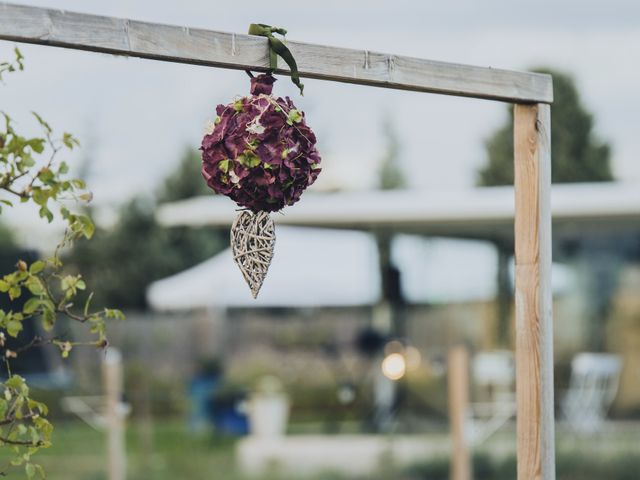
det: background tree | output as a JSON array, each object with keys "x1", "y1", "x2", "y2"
[
  {"x1": 377, "y1": 119, "x2": 405, "y2": 191},
  {"x1": 65, "y1": 148, "x2": 225, "y2": 310},
  {"x1": 478, "y1": 68, "x2": 613, "y2": 186},
  {"x1": 478, "y1": 67, "x2": 614, "y2": 349}
]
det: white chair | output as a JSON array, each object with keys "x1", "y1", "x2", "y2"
[
  {"x1": 468, "y1": 350, "x2": 516, "y2": 445},
  {"x1": 561, "y1": 353, "x2": 622, "y2": 435}
]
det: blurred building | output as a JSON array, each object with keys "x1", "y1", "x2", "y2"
[{"x1": 146, "y1": 182, "x2": 640, "y2": 415}]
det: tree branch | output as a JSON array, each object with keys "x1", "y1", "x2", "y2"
[
  {"x1": 0, "y1": 413, "x2": 36, "y2": 426},
  {"x1": 0, "y1": 436, "x2": 43, "y2": 447}
]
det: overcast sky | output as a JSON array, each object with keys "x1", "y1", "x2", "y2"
[{"x1": 1, "y1": 0, "x2": 639, "y2": 208}]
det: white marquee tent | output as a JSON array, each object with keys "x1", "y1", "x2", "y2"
[{"x1": 147, "y1": 227, "x2": 573, "y2": 311}]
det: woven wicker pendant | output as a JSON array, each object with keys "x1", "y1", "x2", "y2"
[{"x1": 230, "y1": 210, "x2": 276, "y2": 298}]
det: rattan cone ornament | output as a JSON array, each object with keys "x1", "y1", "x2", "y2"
[
  {"x1": 230, "y1": 211, "x2": 276, "y2": 298},
  {"x1": 201, "y1": 68, "x2": 321, "y2": 298}
]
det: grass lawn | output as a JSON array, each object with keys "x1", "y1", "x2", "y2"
[
  {"x1": 23, "y1": 420, "x2": 240, "y2": 480},
  {"x1": 7, "y1": 419, "x2": 640, "y2": 480}
]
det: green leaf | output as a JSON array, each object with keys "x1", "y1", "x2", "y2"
[
  {"x1": 25, "y1": 277, "x2": 44, "y2": 296},
  {"x1": 37, "y1": 168, "x2": 54, "y2": 183},
  {"x1": 62, "y1": 132, "x2": 79, "y2": 149},
  {"x1": 29, "y1": 261, "x2": 45, "y2": 274},
  {"x1": 60, "y1": 276, "x2": 74, "y2": 292},
  {"x1": 21, "y1": 154, "x2": 36, "y2": 168},
  {"x1": 6, "y1": 319, "x2": 22, "y2": 337},
  {"x1": 104, "y1": 308, "x2": 125, "y2": 321},
  {"x1": 31, "y1": 189, "x2": 47, "y2": 206},
  {"x1": 71, "y1": 179, "x2": 86, "y2": 189},
  {"x1": 58, "y1": 161, "x2": 69, "y2": 174},
  {"x1": 238, "y1": 151, "x2": 260, "y2": 168},
  {"x1": 25, "y1": 463, "x2": 36, "y2": 478},
  {"x1": 8, "y1": 285, "x2": 21, "y2": 300},
  {"x1": 23, "y1": 298, "x2": 40, "y2": 314},
  {"x1": 31, "y1": 112, "x2": 52, "y2": 134},
  {"x1": 5, "y1": 375, "x2": 25, "y2": 389},
  {"x1": 42, "y1": 309, "x2": 55, "y2": 332},
  {"x1": 26, "y1": 138, "x2": 45, "y2": 154},
  {"x1": 287, "y1": 109, "x2": 303, "y2": 125},
  {"x1": 38, "y1": 206, "x2": 53, "y2": 223},
  {"x1": 0, "y1": 279, "x2": 9, "y2": 292},
  {"x1": 77, "y1": 215, "x2": 95, "y2": 239},
  {"x1": 218, "y1": 159, "x2": 230, "y2": 173}
]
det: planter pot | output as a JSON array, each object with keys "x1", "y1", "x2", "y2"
[{"x1": 247, "y1": 393, "x2": 290, "y2": 437}]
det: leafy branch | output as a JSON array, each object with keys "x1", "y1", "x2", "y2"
[
  {"x1": 0, "y1": 48, "x2": 23, "y2": 83},
  {"x1": 0, "y1": 47, "x2": 123, "y2": 478}
]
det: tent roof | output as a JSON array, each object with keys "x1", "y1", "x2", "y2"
[
  {"x1": 147, "y1": 228, "x2": 574, "y2": 311},
  {"x1": 156, "y1": 182, "x2": 640, "y2": 240},
  {"x1": 147, "y1": 227, "x2": 381, "y2": 310}
]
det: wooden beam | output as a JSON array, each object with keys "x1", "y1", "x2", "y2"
[
  {"x1": 0, "y1": 2, "x2": 552, "y2": 103},
  {"x1": 513, "y1": 103, "x2": 555, "y2": 480},
  {"x1": 448, "y1": 346, "x2": 472, "y2": 480}
]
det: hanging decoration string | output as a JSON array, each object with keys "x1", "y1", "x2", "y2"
[{"x1": 248, "y1": 23, "x2": 304, "y2": 95}]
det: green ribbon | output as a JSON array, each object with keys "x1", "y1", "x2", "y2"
[{"x1": 248, "y1": 23, "x2": 304, "y2": 96}]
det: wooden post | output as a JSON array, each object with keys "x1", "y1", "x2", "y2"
[
  {"x1": 514, "y1": 103, "x2": 555, "y2": 480},
  {"x1": 448, "y1": 346, "x2": 471, "y2": 480},
  {"x1": 103, "y1": 348, "x2": 127, "y2": 480}
]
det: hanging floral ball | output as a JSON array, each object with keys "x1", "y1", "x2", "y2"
[{"x1": 201, "y1": 74, "x2": 321, "y2": 212}]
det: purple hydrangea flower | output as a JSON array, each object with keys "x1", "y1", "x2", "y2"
[{"x1": 201, "y1": 74, "x2": 321, "y2": 212}]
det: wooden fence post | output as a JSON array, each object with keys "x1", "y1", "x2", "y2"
[
  {"x1": 448, "y1": 345, "x2": 471, "y2": 480},
  {"x1": 103, "y1": 348, "x2": 127, "y2": 480},
  {"x1": 514, "y1": 103, "x2": 555, "y2": 480}
]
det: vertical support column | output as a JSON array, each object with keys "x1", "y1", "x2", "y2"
[
  {"x1": 513, "y1": 103, "x2": 555, "y2": 480},
  {"x1": 448, "y1": 345, "x2": 471, "y2": 480},
  {"x1": 104, "y1": 348, "x2": 127, "y2": 480}
]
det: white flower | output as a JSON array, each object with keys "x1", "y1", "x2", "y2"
[
  {"x1": 246, "y1": 121, "x2": 265, "y2": 135},
  {"x1": 203, "y1": 119, "x2": 216, "y2": 135},
  {"x1": 229, "y1": 170, "x2": 241, "y2": 185}
]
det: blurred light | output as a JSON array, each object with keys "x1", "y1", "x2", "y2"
[
  {"x1": 405, "y1": 346, "x2": 422, "y2": 371},
  {"x1": 382, "y1": 353, "x2": 406, "y2": 381}
]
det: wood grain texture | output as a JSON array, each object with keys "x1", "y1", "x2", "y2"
[
  {"x1": 514, "y1": 104, "x2": 555, "y2": 480},
  {"x1": 0, "y1": 2, "x2": 552, "y2": 103},
  {"x1": 448, "y1": 346, "x2": 472, "y2": 480}
]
